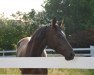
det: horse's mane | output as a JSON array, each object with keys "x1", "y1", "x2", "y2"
[{"x1": 30, "y1": 26, "x2": 49, "y2": 43}]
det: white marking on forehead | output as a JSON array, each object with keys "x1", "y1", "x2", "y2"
[{"x1": 61, "y1": 30, "x2": 66, "y2": 37}]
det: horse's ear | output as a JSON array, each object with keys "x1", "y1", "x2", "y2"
[
  {"x1": 51, "y1": 18, "x2": 57, "y2": 28},
  {"x1": 58, "y1": 21, "x2": 62, "y2": 27},
  {"x1": 58, "y1": 20, "x2": 65, "y2": 29}
]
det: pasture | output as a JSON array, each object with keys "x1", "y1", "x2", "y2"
[{"x1": 0, "y1": 68, "x2": 94, "y2": 75}]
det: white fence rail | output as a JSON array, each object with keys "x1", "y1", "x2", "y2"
[
  {"x1": 0, "y1": 46, "x2": 94, "y2": 57},
  {"x1": 0, "y1": 57, "x2": 94, "y2": 69},
  {"x1": 46, "y1": 46, "x2": 94, "y2": 57},
  {"x1": 0, "y1": 46, "x2": 94, "y2": 69}
]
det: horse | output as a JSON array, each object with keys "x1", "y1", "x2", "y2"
[{"x1": 16, "y1": 18, "x2": 75, "y2": 75}]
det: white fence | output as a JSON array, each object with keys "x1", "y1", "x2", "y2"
[
  {"x1": 46, "y1": 46, "x2": 94, "y2": 57},
  {"x1": 0, "y1": 46, "x2": 94, "y2": 57},
  {"x1": 0, "y1": 46, "x2": 94, "y2": 69},
  {"x1": 0, "y1": 57, "x2": 94, "y2": 69}
]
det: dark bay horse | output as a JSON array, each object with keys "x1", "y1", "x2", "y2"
[{"x1": 16, "y1": 18, "x2": 75, "y2": 75}]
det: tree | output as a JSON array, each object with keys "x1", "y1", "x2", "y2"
[
  {"x1": 44, "y1": 0, "x2": 94, "y2": 35},
  {"x1": 35, "y1": 11, "x2": 48, "y2": 25},
  {"x1": 28, "y1": 9, "x2": 36, "y2": 20},
  {"x1": 11, "y1": 11, "x2": 23, "y2": 20},
  {"x1": 0, "y1": 9, "x2": 47, "y2": 50}
]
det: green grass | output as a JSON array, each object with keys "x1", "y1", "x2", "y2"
[
  {"x1": 49, "y1": 69, "x2": 94, "y2": 75},
  {"x1": 0, "y1": 68, "x2": 94, "y2": 75},
  {"x1": 0, "y1": 68, "x2": 21, "y2": 74}
]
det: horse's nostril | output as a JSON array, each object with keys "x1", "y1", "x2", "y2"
[{"x1": 70, "y1": 52, "x2": 75, "y2": 57}]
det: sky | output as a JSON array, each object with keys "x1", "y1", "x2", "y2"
[{"x1": 0, "y1": 0, "x2": 44, "y2": 18}]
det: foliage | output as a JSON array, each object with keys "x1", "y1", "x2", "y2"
[
  {"x1": 44, "y1": 0, "x2": 94, "y2": 35},
  {"x1": 0, "y1": 10, "x2": 39, "y2": 50},
  {"x1": 0, "y1": 19, "x2": 27, "y2": 50},
  {"x1": 0, "y1": 8, "x2": 49, "y2": 50}
]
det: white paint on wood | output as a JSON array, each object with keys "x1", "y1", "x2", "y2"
[{"x1": 0, "y1": 57, "x2": 94, "y2": 69}]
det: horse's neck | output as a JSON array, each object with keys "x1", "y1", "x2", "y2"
[
  {"x1": 25, "y1": 26, "x2": 48, "y2": 57},
  {"x1": 26, "y1": 38, "x2": 46, "y2": 57}
]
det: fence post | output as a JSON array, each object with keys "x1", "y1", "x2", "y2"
[
  {"x1": 3, "y1": 50, "x2": 4, "y2": 57},
  {"x1": 90, "y1": 46, "x2": 94, "y2": 57}
]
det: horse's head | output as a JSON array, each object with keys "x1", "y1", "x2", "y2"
[{"x1": 46, "y1": 18, "x2": 75, "y2": 60}]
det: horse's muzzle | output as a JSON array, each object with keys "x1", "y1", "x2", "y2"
[{"x1": 65, "y1": 52, "x2": 75, "y2": 60}]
